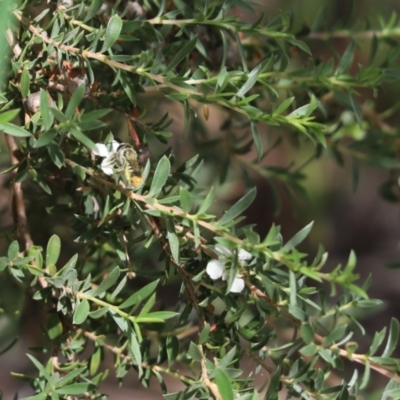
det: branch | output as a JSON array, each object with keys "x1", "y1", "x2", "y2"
[{"x1": 5, "y1": 135, "x2": 33, "y2": 251}]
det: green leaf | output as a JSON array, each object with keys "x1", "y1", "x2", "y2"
[
  {"x1": 50, "y1": 108, "x2": 67, "y2": 123},
  {"x1": 73, "y1": 299, "x2": 90, "y2": 325},
  {"x1": 300, "y1": 322, "x2": 315, "y2": 344},
  {"x1": 179, "y1": 189, "x2": 192, "y2": 213},
  {"x1": 236, "y1": 61, "x2": 264, "y2": 99},
  {"x1": 0, "y1": 109, "x2": 20, "y2": 124},
  {"x1": 250, "y1": 121, "x2": 262, "y2": 161},
  {"x1": 382, "y1": 318, "x2": 399, "y2": 358},
  {"x1": 91, "y1": 267, "x2": 120, "y2": 296},
  {"x1": 36, "y1": 128, "x2": 57, "y2": 147},
  {"x1": 336, "y1": 40, "x2": 355, "y2": 75},
  {"x1": 56, "y1": 367, "x2": 87, "y2": 387},
  {"x1": 289, "y1": 270, "x2": 297, "y2": 307},
  {"x1": 324, "y1": 324, "x2": 347, "y2": 347},
  {"x1": 127, "y1": 326, "x2": 142, "y2": 369},
  {"x1": 119, "y1": 279, "x2": 159, "y2": 309},
  {"x1": 166, "y1": 218, "x2": 180, "y2": 264},
  {"x1": 166, "y1": 36, "x2": 197, "y2": 71},
  {"x1": 47, "y1": 314, "x2": 63, "y2": 340},
  {"x1": 166, "y1": 335, "x2": 179, "y2": 366},
  {"x1": 369, "y1": 328, "x2": 387, "y2": 356},
  {"x1": 101, "y1": 14, "x2": 122, "y2": 53},
  {"x1": 70, "y1": 128, "x2": 97, "y2": 150},
  {"x1": 198, "y1": 186, "x2": 215, "y2": 214},
  {"x1": 288, "y1": 96, "x2": 318, "y2": 117},
  {"x1": 84, "y1": 0, "x2": 103, "y2": 22},
  {"x1": 81, "y1": 108, "x2": 112, "y2": 121},
  {"x1": 46, "y1": 234, "x2": 61, "y2": 266},
  {"x1": 274, "y1": 97, "x2": 295, "y2": 115},
  {"x1": 299, "y1": 343, "x2": 317, "y2": 356},
  {"x1": 59, "y1": 254, "x2": 78, "y2": 275},
  {"x1": 188, "y1": 342, "x2": 202, "y2": 361},
  {"x1": 20, "y1": 68, "x2": 30, "y2": 98},
  {"x1": 287, "y1": 38, "x2": 311, "y2": 55},
  {"x1": 0, "y1": 122, "x2": 31, "y2": 137},
  {"x1": 136, "y1": 311, "x2": 178, "y2": 323},
  {"x1": 199, "y1": 323, "x2": 211, "y2": 344},
  {"x1": 147, "y1": 156, "x2": 171, "y2": 198},
  {"x1": 48, "y1": 143, "x2": 65, "y2": 168},
  {"x1": 220, "y1": 188, "x2": 256, "y2": 225},
  {"x1": 215, "y1": 368, "x2": 234, "y2": 400},
  {"x1": 40, "y1": 90, "x2": 53, "y2": 130},
  {"x1": 282, "y1": 221, "x2": 314, "y2": 252},
  {"x1": 8, "y1": 240, "x2": 19, "y2": 259},
  {"x1": 65, "y1": 84, "x2": 85, "y2": 119},
  {"x1": 90, "y1": 347, "x2": 101, "y2": 375},
  {"x1": 383, "y1": 379, "x2": 400, "y2": 400},
  {"x1": 27, "y1": 354, "x2": 52, "y2": 381},
  {"x1": 56, "y1": 383, "x2": 96, "y2": 395}
]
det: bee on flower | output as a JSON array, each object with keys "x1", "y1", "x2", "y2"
[{"x1": 93, "y1": 140, "x2": 144, "y2": 188}]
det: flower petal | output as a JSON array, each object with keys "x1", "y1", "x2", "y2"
[
  {"x1": 109, "y1": 140, "x2": 120, "y2": 153},
  {"x1": 229, "y1": 276, "x2": 245, "y2": 293},
  {"x1": 206, "y1": 260, "x2": 225, "y2": 280},
  {"x1": 101, "y1": 157, "x2": 116, "y2": 175},
  {"x1": 93, "y1": 143, "x2": 109, "y2": 157},
  {"x1": 215, "y1": 244, "x2": 232, "y2": 257},
  {"x1": 238, "y1": 249, "x2": 252, "y2": 261}
]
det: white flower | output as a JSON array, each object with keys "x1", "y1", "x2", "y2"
[
  {"x1": 93, "y1": 140, "x2": 120, "y2": 175},
  {"x1": 238, "y1": 249, "x2": 252, "y2": 261},
  {"x1": 205, "y1": 245, "x2": 253, "y2": 294}
]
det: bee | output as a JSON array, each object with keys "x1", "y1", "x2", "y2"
[{"x1": 114, "y1": 143, "x2": 143, "y2": 188}]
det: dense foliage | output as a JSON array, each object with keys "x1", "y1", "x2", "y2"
[{"x1": 2, "y1": 0, "x2": 400, "y2": 399}]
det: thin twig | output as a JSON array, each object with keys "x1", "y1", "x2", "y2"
[
  {"x1": 81, "y1": 329, "x2": 195, "y2": 385},
  {"x1": 5, "y1": 135, "x2": 33, "y2": 251}
]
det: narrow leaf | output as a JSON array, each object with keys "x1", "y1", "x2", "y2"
[
  {"x1": 251, "y1": 121, "x2": 262, "y2": 161},
  {"x1": 236, "y1": 61, "x2": 263, "y2": 99},
  {"x1": 91, "y1": 267, "x2": 121, "y2": 296},
  {"x1": 0, "y1": 123, "x2": 31, "y2": 137},
  {"x1": 179, "y1": 189, "x2": 192, "y2": 213},
  {"x1": 65, "y1": 84, "x2": 85, "y2": 119},
  {"x1": 382, "y1": 318, "x2": 400, "y2": 358},
  {"x1": 274, "y1": 97, "x2": 295, "y2": 115},
  {"x1": 336, "y1": 40, "x2": 355, "y2": 75},
  {"x1": 56, "y1": 383, "x2": 96, "y2": 395},
  {"x1": 166, "y1": 335, "x2": 179, "y2": 365},
  {"x1": 70, "y1": 128, "x2": 97, "y2": 150},
  {"x1": 20, "y1": 68, "x2": 30, "y2": 98},
  {"x1": 215, "y1": 368, "x2": 234, "y2": 400},
  {"x1": 166, "y1": 36, "x2": 197, "y2": 71},
  {"x1": 198, "y1": 186, "x2": 215, "y2": 214},
  {"x1": 0, "y1": 109, "x2": 19, "y2": 124},
  {"x1": 166, "y1": 218, "x2": 180, "y2": 263},
  {"x1": 84, "y1": 0, "x2": 103, "y2": 21},
  {"x1": 147, "y1": 156, "x2": 170, "y2": 197},
  {"x1": 119, "y1": 280, "x2": 159, "y2": 309},
  {"x1": 101, "y1": 14, "x2": 122, "y2": 53},
  {"x1": 282, "y1": 221, "x2": 314, "y2": 252},
  {"x1": 220, "y1": 188, "x2": 257, "y2": 225}
]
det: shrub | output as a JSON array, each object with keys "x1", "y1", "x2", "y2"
[{"x1": 1, "y1": 1, "x2": 400, "y2": 399}]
